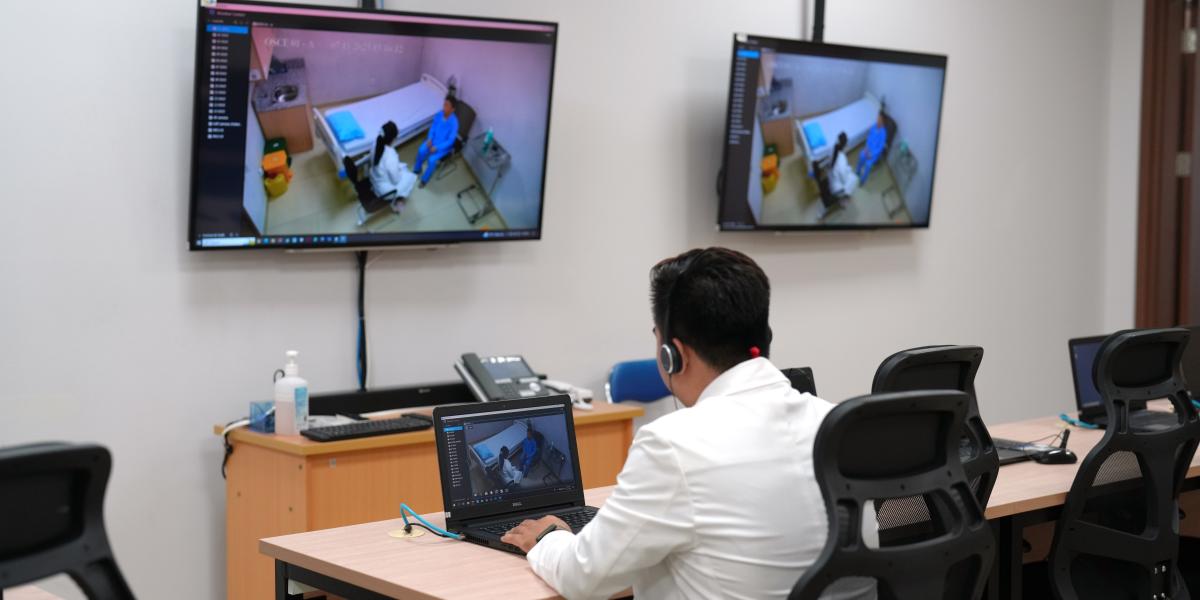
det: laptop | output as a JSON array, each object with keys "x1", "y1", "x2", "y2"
[
  {"x1": 433, "y1": 395, "x2": 598, "y2": 555},
  {"x1": 1068, "y1": 335, "x2": 1180, "y2": 430}
]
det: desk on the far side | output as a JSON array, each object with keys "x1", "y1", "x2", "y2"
[{"x1": 215, "y1": 402, "x2": 641, "y2": 600}]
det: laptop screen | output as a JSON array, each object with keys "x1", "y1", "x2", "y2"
[
  {"x1": 437, "y1": 400, "x2": 580, "y2": 512},
  {"x1": 1069, "y1": 337, "x2": 1105, "y2": 410}
]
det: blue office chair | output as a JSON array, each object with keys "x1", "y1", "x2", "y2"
[{"x1": 605, "y1": 359, "x2": 670, "y2": 404}]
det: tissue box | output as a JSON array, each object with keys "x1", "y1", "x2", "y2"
[{"x1": 249, "y1": 401, "x2": 275, "y2": 433}]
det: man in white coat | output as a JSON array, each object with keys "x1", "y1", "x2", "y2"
[{"x1": 503, "y1": 247, "x2": 876, "y2": 600}]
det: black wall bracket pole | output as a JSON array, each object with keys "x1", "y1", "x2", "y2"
[
  {"x1": 361, "y1": 0, "x2": 378, "y2": 11},
  {"x1": 812, "y1": 0, "x2": 826, "y2": 43}
]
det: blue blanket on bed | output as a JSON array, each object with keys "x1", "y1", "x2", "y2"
[
  {"x1": 326, "y1": 111, "x2": 365, "y2": 144},
  {"x1": 803, "y1": 122, "x2": 827, "y2": 150}
]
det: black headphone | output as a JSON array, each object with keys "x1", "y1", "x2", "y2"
[{"x1": 658, "y1": 249, "x2": 710, "y2": 376}]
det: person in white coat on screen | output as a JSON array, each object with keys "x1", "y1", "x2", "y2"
[{"x1": 502, "y1": 247, "x2": 876, "y2": 600}]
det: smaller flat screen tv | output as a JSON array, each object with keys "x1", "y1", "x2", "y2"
[{"x1": 718, "y1": 35, "x2": 947, "y2": 231}]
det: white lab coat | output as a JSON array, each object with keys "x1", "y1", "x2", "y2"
[
  {"x1": 501, "y1": 457, "x2": 524, "y2": 485},
  {"x1": 828, "y1": 150, "x2": 858, "y2": 198},
  {"x1": 527, "y1": 358, "x2": 877, "y2": 600},
  {"x1": 368, "y1": 145, "x2": 417, "y2": 199}
]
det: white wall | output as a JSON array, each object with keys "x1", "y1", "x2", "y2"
[
  {"x1": 1101, "y1": 0, "x2": 1143, "y2": 332},
  {"x1": 242, "y1": 94, "x2": 267, "y2": 235},
  {"x1": 774, "y1": 54, "x2": 869, "y2": 118},
  {"x1": 419, "y1": 37, "x2": 554, "y2": 229},
  {"x1": 864, "y1": 62, "x2": 944, "y2": 224},
  {"x1": 0, "y1": 0, "x2": 1139, "y2": 598}
]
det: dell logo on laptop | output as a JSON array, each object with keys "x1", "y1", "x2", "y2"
[{"x1": 512, "y1": 501, "x2": 523, "y2": 507}]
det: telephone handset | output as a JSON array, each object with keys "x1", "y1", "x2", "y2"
[{"x1": 455, "y1": 353, "x2": 552, "y2": 402}]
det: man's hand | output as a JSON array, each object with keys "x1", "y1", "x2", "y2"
[{"x1": 501, "y1": 515, "x2": 571, "y2": 554}]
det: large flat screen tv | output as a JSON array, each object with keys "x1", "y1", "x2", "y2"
[
  {"x1": 189, "y1": 1, "x2": 557, "y2": 250},
  {"x1": 718, "y1": 35, "x2": 947, "y2": 231}
]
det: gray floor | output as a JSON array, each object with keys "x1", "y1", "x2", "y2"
[
  {"x1": 264, "y1": 132, "x2": 506, "y2": 235},
  {"x1": 759, "y1": 141, "x2": 913, "y2": 226}
]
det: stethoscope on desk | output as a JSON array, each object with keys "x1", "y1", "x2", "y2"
[{"x1": 1058, "y1": 413, "x2": 1099, "y2": 429}]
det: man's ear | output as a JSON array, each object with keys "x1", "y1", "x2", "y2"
[{"x1": 673, "y1": 337, "x2": 692, "y2": 374}]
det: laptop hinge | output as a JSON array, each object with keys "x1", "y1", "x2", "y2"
[{"x1": 467, "y1": 502, "x2": 583, "y2": 526}]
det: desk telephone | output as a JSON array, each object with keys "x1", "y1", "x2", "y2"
[{"x1": 455, "y1": 353, "x2": 593, "y2": 407}]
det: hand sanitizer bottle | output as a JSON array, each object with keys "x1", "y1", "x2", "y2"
[{"x1": 274, "y1": 351, "x2": 309, "y2": 435}]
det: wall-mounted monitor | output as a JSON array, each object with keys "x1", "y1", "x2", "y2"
[
  {"x1": 718, "y1": 35, "x2": 947, "y2": 231},
  {"x1": 189, "y1": 1, "x2": 557, "y2": 250}
]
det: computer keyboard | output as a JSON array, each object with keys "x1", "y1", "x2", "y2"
[
  {"x1": 300, "y1": 414, "x2": 432, "y2": 442},
  {"x1": 478, "y1": 507, "x2": 599, "y2": 536},
  {"x1": 993, "y1": 438, "x2": 1055, "y2": 452}
]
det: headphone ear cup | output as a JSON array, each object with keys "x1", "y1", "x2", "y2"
[{"x1": 659, "y1": 342, "x2": 680, "y2": 375}]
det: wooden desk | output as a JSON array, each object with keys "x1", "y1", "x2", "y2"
[
  {"x1": 255, "y1": 409, "x2": 1200, "y2": 600},
  {"x1": 987, "y1": 413, "x2": 1200, "y2": 519},
  {"x1": 217, "y1": 402, "x2": 641, "y2": 600},
  {"x1": 985, "y1": 411, "x2": 1200, "y2": 599},
  {"x1": 1, "y1": 586, "x2": 64, "y2": 600},
  {"x1": 262, "y1": 486, "x2": 619, "y2": 600}
]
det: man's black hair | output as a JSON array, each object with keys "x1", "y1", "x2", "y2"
[
  {"x1": 650, "y1": 247, "x2": 772, "y2": 372},
  {"x1": 444, "y1": 94, "x2": 458, "y2": 110}
]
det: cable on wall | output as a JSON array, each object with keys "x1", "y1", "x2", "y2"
[
  {"x1": 356, "y1": 250, "x2": 368, "y2": 392},
  {"x1": 811, "y1": 0, "x2": 825, "y2": 43}
]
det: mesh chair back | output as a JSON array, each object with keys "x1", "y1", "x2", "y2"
[
  {"x1": 872, "y1": 345, "x2": 999, "y2": 512},
  {"x1": 1048, "y1": 328, "x2": 1200, "y2": 600},
  {"x1": 790, "y1": 390, "x2": 993, "y2": 600},
  {"x1": 0, "y1": 442, "x2": 135, "y2": 599}
]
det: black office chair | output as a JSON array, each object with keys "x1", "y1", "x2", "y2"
[
  {"x1": 872, "y1": 346, "x2": 1000, "y2": 528},
  {"x1": 782, "y1": 367, "x2": 817, "y2": 396},
  {"x1": 1026, "y1": 328, "x2": 1200, "y2": 599},
  {"x1": 435, "y1": 99, "x2": 477, "y2": 181},
  {"x1": 342, "y1": 155, "x2": 399, "y2": 227},
  {"x1": 0, "y1": 442, "x2": 135, "y2": 599},
  {"x1": 789, "y1": 390, "x2": 994, "y2": 600},
  {"x1": 531, "y1": 429, "x2": 546, "y2": 467}
]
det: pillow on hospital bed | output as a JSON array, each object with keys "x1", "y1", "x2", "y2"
[
  {"x1": 326, "y1": 111, "x2": 365, "y2": 144},
  {"x1": 803, "y1": 122, "x2": 827, "y2": 149},
  {"x1": 473, "y1": 443, "x2": 495, "y2": 463}
]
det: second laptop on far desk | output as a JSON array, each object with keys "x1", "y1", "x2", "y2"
[{"x1": 1069, "y1": 335, "x2": 1181, "y2": 430}]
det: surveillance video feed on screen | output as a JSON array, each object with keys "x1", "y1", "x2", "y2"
[
  {"x1": 190, "y1": 3, "x2": 556, "y2": 249},
  {"x1": 719, "y1": 37, "x2": 947, "y2": 230},
  {"x1": 441, "y1": 406, "x2": 577, "y2": 510}
]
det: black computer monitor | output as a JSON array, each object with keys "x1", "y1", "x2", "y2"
[
  {"x1": 189, "y1": 1, "x2": 558, "y2": 250},
  {"x1": 1068, "y1": 335, "x2": 1107, "y2": 412},
  {"x1": 718, "y1": 35, "x2": 947, "y2": 231}
]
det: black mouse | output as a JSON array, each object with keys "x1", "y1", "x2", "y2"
[{"x1": 1032, "y1": 448, "x2": 1077, "y2": 464}]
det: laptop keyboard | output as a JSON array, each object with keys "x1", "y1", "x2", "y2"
[{"x1": 477, "y1": 506, "x2": 598, "y2": 536}]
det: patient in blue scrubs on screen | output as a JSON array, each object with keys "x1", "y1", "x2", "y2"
[
  {"x1": 857, "y1": 112, "x2": 888, "y2": 184},
  {"x1": 414, "y1": 95, "x2": 460, "y2": 187}
]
